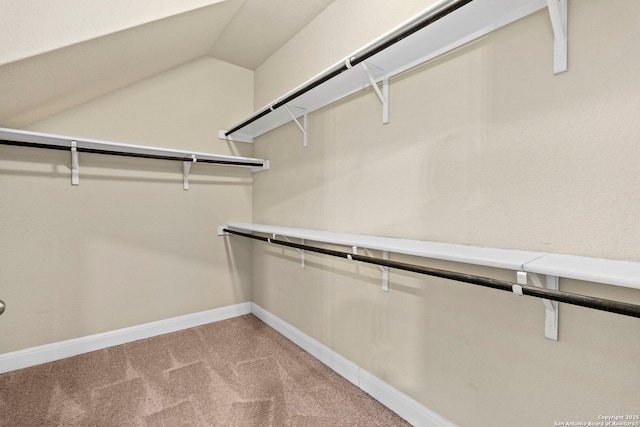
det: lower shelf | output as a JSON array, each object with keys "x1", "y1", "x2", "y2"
[{"x1": 223, "y1": 223, "x2": 640, "y2": 291}]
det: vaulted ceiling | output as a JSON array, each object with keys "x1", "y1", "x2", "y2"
[{"x1": 0, "y1": 0, "x2": 336, "y2": 128}]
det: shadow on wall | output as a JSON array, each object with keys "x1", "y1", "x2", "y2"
[
  {"x1": 222, "y1": 234, "x2": 253, "y2": 305},
  {"x1": 0, "y1": 144, "x2": 254, "y2": 186},
  {"x1": 0, "y1": 141, "x2": 255, "y2": 351}
]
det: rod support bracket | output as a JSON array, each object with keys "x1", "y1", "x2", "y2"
[
  {"x1": 277, "y1": 235, "x2": 305, "y2": 268},
  {"x1": 218, "y1": 130, "x2": 254, "y2": 144},
  {"x1": 547, "y1": 0, "x2": 568, "y2": 74},
  {"x1": 182, "y1": 155, "x2": 196, "y2": 190},
  {"x1": 251, "y1": 160, "x2": 270, "y2": 173},
  {"x1": 283, "y1": 105, "x2": 308, "y2": 147},
  {"x1": 70, "y1": 140, "x2": 79, "y2": 186},
  {"x1": 364, "y1": 248, "x2": 389, "y2": 291},
  {"x1": 361, "y1": 62, "x2": 389, "y2": 124},
  {"x1": 518, "y1": 271, "x2": 559, "y2": 341}
]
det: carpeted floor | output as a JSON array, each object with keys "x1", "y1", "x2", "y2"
[{"x1": 0, "y1": 314, "x2": 410, "y2": 426}]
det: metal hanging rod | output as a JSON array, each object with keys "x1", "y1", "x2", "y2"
[
  {"x1": 0, "y1": 139, "x2": 264, "y2": 168},
  {"x1": 0, "y1": 127, "x2": 269, "y2": 188},
  {"x1": 224, "y1": 0, "x2": 474, "y2": 137},
  {"x1": 224, "y1": 228, "x2": 640, "y2": 320}
]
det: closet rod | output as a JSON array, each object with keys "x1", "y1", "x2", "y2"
[
  {"x1": 224, "y1": 0, "x2": 474, "y2": 137},
  {"x1": 0, "y1": 139, "x2": 265, "y2": 168},
  {"x1": 224, "y1": 228, "x2": 640, "y2": 320}
]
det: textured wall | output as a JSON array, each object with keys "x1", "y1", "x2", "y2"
[
  {"x1": 0, "y1": 0, "x2": 228, "y2": 65},
  {"x1": 254, "y1": 0, "x2": 439, "y2": 109},
  {"x1": 251, "y1": 0, "x2": 640, "y2": 425},
  {"x1": 0, "y1": 57, "x2": 254, "y2": 353},
  {"x1": 0, "y1": 4, "x2": 242, "y2": 128}
]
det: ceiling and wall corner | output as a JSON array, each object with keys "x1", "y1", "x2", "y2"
[
  {"x1": 0, "y1": 3, "x2": 243, "y2": 129},
  {"x1": 0, "y1": 0, "x2": 336, "y2": 129},
  {"x1": 208, "y1": 0, "x2": 338, "y2": 70},
  {"x1": 253, "y1": 0, "x2": 440, "y2": 108},
  {"x1": 0, "y1": 0, "x2": 231, "y2": 66}
]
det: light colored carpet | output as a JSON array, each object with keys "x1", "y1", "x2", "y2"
[{"x1": 0, "y1": 314, "x2": 410, "y2": 426}]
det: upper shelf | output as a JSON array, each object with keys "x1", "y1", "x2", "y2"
[
  {"x1": 224, "y1": 223, "x2": 640, "y2": 291},
  {"x1": 226, "y1": 223, "x2": 543, "y2": 271},
  {"x1": 0, "y1": 126, "x2": 269, "y2": 189},
  {"x1": 221, "y1": 0, "x2": 550, "y2": 143},
  {"x1": 0, "y1": 127, "x2": 267, "y2": 168}
]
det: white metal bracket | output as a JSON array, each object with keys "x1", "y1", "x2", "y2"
[
  {"x1": 283, "y1": 105, "x2": 308, "y2": 147},
  {"x1": 352, "y1": 247, "x2": 389, "y2": 291},
  {"x1": 363, "y1": 248, "x2": 389, "y2": 292},
  {"x1": 547, "y1": 0, "x2": 568, "y2": 74},
  {"x1": 274, "y1": 234, "x2": 305, "y2": 268},
  {"x1": 360, "y1": 62, "x2": 389, "y2": 124},
  {"x1": 517, "y1": 271, "x2": 559, "y2": 341},
  {"x1": 251, "y1": 160, "x2": 270, "y2": 173},
  {"x1": 217, "y1": 130, "x2": 254, "y2": 144},
  {"x1": 381, "y1": 251, "x2": 389, "y2": 292},
  {"x1": 182, "y1": 155, "x2": 196, "y2": 190},
  {"x1": 70, "y1": 141, "x2": 79, "y2": 186}
]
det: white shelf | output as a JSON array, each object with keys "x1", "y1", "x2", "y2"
[
  {"x1": 1, "y1": 127, "x2": 269, "y2": 188},
  {"x1": 0, "y1": 127, "x2": 267, "y2": 167},
  {"x1": 226, "y1": 223, "x2": 543, "y2": 271},
  {"x1": 523, "y1": 254, "x2": 640, "y2": 291},
  {"x1": 221, "y1": 0, "x2": 548, "y2": 142},
  {"x1": 224, "y1": 223, "x2": 640, "y2": 291}
]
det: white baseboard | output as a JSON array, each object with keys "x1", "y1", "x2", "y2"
[
  {"x1": 250, "y1": 303, "x2": 456, "y2": 427},
  {"x1": 0, "y1": 302, "x2": 252, "y2": 374},
  {"x1": 250, "y1": 303, "x2": 361, "y2": 386},
  {"x1": 1, "y1": 301, "x2": 453, "y2": 426}
]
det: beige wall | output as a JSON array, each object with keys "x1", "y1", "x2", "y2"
[
  {"x1": 254, "y1": 0, "x2": 438, "y2": 108},
  {"x1": 252, "y1": 1, "x2": 640, "y2": 426},
  {"x1": 0, "y1": 56, "x2": 255, "y2": 353},
  {"x1": 1, "y1": 0, "x2": 639, "y2": 425}
]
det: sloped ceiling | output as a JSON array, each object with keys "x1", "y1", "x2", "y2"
[
  {"x1": 0, "y1": 0, "x2": 231, "y2": 66},
  {"x1": 0, "y1": 0, "x2": 335, "y2": 128},
  {"x1": 209, "y1": 0, "x2": 338, "y2": 70}
]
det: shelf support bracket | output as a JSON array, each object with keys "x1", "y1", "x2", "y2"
[
  {"x1": 283, "y1": 105, "x2": 308, "y2": 147},
  {"x1": 218, "y1": 130, "x2": 254, "y2": 144},
  {"x1": 381, "y1": 251, "x2": 389, "y2": 291},
  {"x1": 251, "y1": 160, "x2": 270, "y2": 173},
  {"x1": 547, "y1": 0, "x2": 568, "y2": 74},
  {"x1": 517, "y1": 271, "x2": 559, "y2": 341},
  {"x1": 182, "y1": 155, "x2": 196, "y2": 190},
  {"x1": 70, "y1": 141, "x2": 79, "y2": 186},
  {"x1": 363, "y1": 248, "x2": 389, "y2": 292},
  {"x1": 361, "y1": 62, "x2": 389, "y2": 124},
  {"x1": 274, "y1": 234, "x2": 305, "y2": 268}
]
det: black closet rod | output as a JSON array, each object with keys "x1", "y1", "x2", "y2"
[
  {"x1": 225, "y1": 0, "x2": 474, "y2": 137},
  {"x1": 224, "y1": 228, "x2": 640, "y2": 320},
  {"x1": 0, "y1": 139, "x2": 265, "y2": 168}
]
